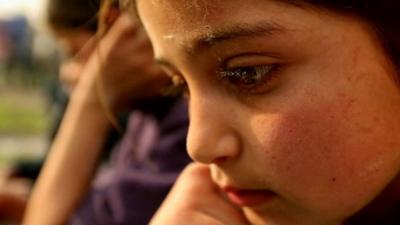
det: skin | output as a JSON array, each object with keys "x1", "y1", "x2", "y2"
[
  {"x1": 150, "y1": 163, "x2": 252, "y2": 225},
  {"x1": 53, "y1": 29, "x2": 95, "y2": 93},
  {"x1": 53, "y1": 15, "x2": 168, "y2": 108},
  {"x1": 136, "y1": 0, "x2": 400, "y2": 225},
  {"x1": 94, "y1": 14, "x2": 169, "y2": 111}
]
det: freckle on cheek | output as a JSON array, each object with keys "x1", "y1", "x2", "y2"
[{"x1": 267, "y1": 107, "x2": 343, "y2": 165}]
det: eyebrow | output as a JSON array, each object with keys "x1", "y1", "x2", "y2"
[
  {"x1": 186, "y1": 21, "x2": 286, "y2": 53},
  {"x1": 155, "y1": 21, "x2": 286, "y2": 68}
]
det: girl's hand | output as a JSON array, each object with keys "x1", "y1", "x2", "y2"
[
  {"x1": 149, "y1": 163, "x2": 251, "y2": 225},
  {"x1": 95, "y1": 13, "x2": 169, "y2": 112}
]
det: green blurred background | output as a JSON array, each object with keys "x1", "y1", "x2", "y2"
[{"x1": 0, "y1": 0, "x2": 58, "y2": 171}]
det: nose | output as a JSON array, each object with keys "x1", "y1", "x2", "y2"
[{"x1": 187, "y1": 91, "x2": 241, "y2": 165}]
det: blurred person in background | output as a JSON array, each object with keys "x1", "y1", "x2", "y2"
[
  {"x1": 8, "y1": 0, "x2": 106, "y2": 185},
  {"x1": 22, "y1": 0, "x2": 191, "y2": 225},
  {"x1": 0, "y1": 0, "x2": 109, "y2": 224}
]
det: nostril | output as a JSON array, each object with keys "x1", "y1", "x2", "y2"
[
  {"x1": 215, "y1": 132, "x2": 241, "y2": 158},
  {"x1": 212, "y1": 156, "x2": 230, "y2": 165}
]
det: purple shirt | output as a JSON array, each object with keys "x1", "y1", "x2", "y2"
[{"x1": 69, "y1": 97, "x2": 190, "y2": 225}]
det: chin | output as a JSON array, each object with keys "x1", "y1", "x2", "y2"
[{"x1": 242, "y1": 206, "x2": 346, "y2": 225}]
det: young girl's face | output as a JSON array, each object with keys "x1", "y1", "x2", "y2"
[{"x1": 137, "y1": 0, "x2": 400, "y2": 224}]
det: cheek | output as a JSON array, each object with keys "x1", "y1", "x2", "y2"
[
  {"x1": 252, "y1": 101, "x2": 347, "y2": 187},
  {"x1": 249, "y1": 91, "x2": 400, "y2": 218}
]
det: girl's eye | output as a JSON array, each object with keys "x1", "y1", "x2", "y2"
[
  {"x1": 218, "y1": 65, "x2": 278, "y2": 93},
  {"x1": 162, "y1": 75, "x2": 189, "y2": 97}
]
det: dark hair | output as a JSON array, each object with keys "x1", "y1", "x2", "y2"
[{"x1": 47, "y1": 0, "x2": 101, "y2": 31}]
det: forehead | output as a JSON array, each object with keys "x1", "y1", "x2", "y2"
[
  {"x1": 137, "y1": 0, "x2": 320, "y2": 53},
  {"x1": 138, "y1": 0, "x2": 301, "y2": 31}
]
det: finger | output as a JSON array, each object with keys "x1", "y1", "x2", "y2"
[
  {"x1": 150, "y1": 163, "x2": 250, "y2": 225},
  {"x1": 181, "y1": 164, "x2": 251, "y2": 225},
  {"x1": 106, "y1": 13, "x2": 140, "y2": 38}
]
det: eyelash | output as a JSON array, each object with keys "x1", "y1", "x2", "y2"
[
  {"x1": 218, "y1": 64, "x2": 279, "y2": 94},
  {"x1": 162, "y1": 63, "x2": 279, "y2": 97},
  {"x1": 162, "y1": 75, "x2": 188, "y2": 97}
]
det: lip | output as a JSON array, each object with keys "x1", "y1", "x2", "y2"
[{"x1": 223, "y1": 187, "x2": 276, "y2": 207}]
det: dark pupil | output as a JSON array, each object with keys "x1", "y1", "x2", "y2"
[{"x1": 224, "y1": 67, "x2": 259, "y2": 85}]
